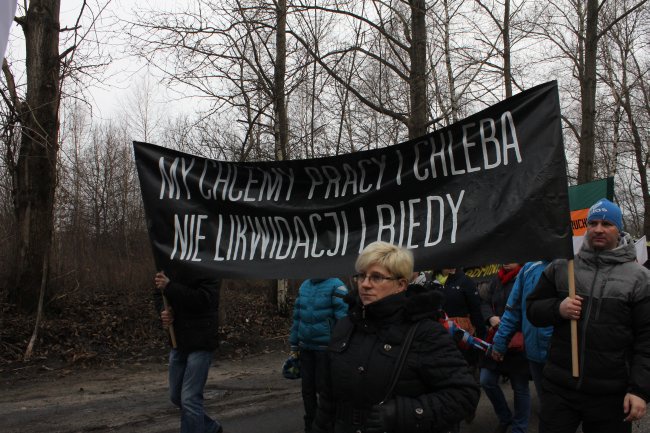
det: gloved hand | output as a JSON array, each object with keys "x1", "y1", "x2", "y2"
[
  {"x1": 289, "y1": 347, "x2": 299, "y2": 358},
  {"x1": 364, "y1": 400, "x2": 397, "y2": 433},
  {"x1": 452, "y1": 328, "x2": 465, "y2": 343}
]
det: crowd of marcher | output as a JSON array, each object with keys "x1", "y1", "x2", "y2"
[{"x1": 153, "y1": 198, "x2": 650, "y2": 433}]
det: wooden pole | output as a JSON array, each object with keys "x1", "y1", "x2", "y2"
[
  {"x1": 161, "y1": 291, "x2": 177, "y2": 349},
  {"x1": 568, "y1": 260, "x2": 579, "y2": 377}
]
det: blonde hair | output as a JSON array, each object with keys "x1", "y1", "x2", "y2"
[{"x1": 355, "y1": 241, "x2": 413, "y2": 279}]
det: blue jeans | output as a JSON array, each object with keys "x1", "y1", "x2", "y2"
[
  {"x1": 169, "y1": 349, "x2": 221, "y2": 433},
  {"x1": 480, "y1": 367, "x2": 531, "y2": 433}
]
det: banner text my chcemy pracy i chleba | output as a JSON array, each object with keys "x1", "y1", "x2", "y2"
[{"x1": 134, "y1": 81, "x2": 574, "y2": 279}]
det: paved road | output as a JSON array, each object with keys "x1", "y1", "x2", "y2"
[
  {"x1": 2, "y1": 349, "x2": 648, "y2": 433},
  {"x1": 218, "y1": 382, "x2": 540, "y2": 433},
  {"x1": 221, "y1": 384, "x2": 650, "y2": 433}
]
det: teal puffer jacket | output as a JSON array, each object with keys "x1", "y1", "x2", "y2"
[{"x1": 289, "y1": 278, "x2": 349, "y2": 351}]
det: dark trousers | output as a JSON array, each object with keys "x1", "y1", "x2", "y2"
[
  {"x1": 301, "y1": 349, "x2": 329, "y2": 431},
  {"x1": 529, "y1": 361, "x2": 546, "y2": 433},
  {"x1": 540, "y1": 379, "x2": 632, "y2": 433}
]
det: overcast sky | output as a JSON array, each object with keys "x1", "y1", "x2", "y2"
[{"x1": 4, "y1": 0, "x2": 192, "y2": 122}]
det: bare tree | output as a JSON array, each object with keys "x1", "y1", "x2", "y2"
[
  {"x1": 56, "y1": 100, "x2": 92, "y2": 279},
  {"x1": 122, "y1": 74, "x2": 164, "y2": 143},
  {"x1": 126, "y1": 0, "x2": 304, "y2": 163},
  {"x1": 273, "y1": 0, "x2": 291, "y2": 315},
  {"x1": 430, "y1": 0, "x2": 463, "y2": 124},
  {"x1": 535, "y1": 0, "x2": 648, "y2": 183},
  {"x1": 2, "y1": 1, "x2": 63, "y2": 312},
  {"x1": 428, "y1": 0, "x2": 499, "y2": 125},
  {"x1": 1, "y1": 0, "x2": 113, "y2": 313},
  {"x1": 599, "y1": 0, "x2": 649, "y2": 238},
  {"x1": 473, "y1": 0, "x2": 536, "y2": 99},
  {"x1": 275, "y1": 0, "x2": 289, "y2": 161},
  {"x1": 127, "y1": 0, "x2": 299, "y2": 313},
  {"x1": 289, "y1": 0, "x2": 437, "y2": 140}
]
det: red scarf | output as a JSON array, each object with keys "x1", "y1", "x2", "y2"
[{"x1": 497, "y1": 265, "x2": 521, "y2": 285}]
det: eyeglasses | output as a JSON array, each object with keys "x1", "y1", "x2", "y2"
[{"x1": 352, "y1": 273, "x2": 400, "y2": 284}]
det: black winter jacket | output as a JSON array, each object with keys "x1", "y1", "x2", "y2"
[
  {"x1": 316, "y1": 290, "x2": 480, "y2": 433},
  {"x1": 427, "y1": 271, "x2": 485, "y2": 338},
  {"x1": 154, "y1": 277, "x2": 221, "y2": 353},
  {"x1": 527, "y1": 236, "x2": 650, "y2": 401}
]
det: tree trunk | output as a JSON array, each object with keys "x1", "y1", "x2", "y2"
[
  {"x1": 24, "y1": 253, "x2": 49, "y2": 360},
  {"x1": 274, "y1": 0, "x2": 290, "y2": 316},
  {"x1": 274, "y1": 0, "x2": 289, "y2": 161},
  {"x1": 503, "y1": 0, "x2": 512, "y2": 98},
  {"x1": 10, "y1": 0, "x2": 62, "y2": 312},
  {"x1": 408, "y1": 0, "x2": 428, "y2": 140},
  {"x1": 443, "y1": 0, "x2": 459, "y2": 123},
  {"x1": 276, "y1": 278, "x2": 290, "y2": 317},
  {"x1": 577, "y1": 0, "x2": 598, "y2": 184},
  {"x1": 621, "y1": 87, "x2": 650, "y2": 239}
]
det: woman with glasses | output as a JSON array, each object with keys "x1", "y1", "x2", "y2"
[{"x1": 313, "y1": 241, "x2": 480, "y2": 433}]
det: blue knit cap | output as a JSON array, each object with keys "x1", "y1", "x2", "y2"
[{"x1": 587, "y1": 198, "x2": 623, "y2": 232}]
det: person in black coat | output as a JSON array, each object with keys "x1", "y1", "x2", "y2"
[
  {"x1": 427, "y1": 268, "x2": 485, "y2": 426},
  {"x1": 480, "y1": 263, "x2": 530, "y2": 433},
  {"x1": 313, "y1": 241, "x2": 480, "y2": 433},
  {"x1": 154, "y1": 270, "x2": 223, "y2": 433},
  {"x1": 429, "y1": 268, "x2": 485, "y2": 338},
  {"x1": 428, "y1": 268, "x2": 485, "y2": 367}
]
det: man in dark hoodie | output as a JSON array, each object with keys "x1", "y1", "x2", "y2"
[{"x1": 527, "y1": 198, "x2": 650, "y2": 433}]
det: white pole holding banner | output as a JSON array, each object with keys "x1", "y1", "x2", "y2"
[{"x1": 0, "y1": 0, "x2": 17, "y2": 59}]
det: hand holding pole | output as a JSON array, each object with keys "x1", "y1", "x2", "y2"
[{"x1": 155, "y1": 271, "x2": 177, "y2": 348}]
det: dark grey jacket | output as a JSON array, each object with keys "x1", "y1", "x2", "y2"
[{"x1": 527, "y1": 234, "x2": 650, "y2": 401}]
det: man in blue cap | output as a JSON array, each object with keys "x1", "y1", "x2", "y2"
[{"x1": 527, "y1": 198, "x2": 650, "y2": 433}]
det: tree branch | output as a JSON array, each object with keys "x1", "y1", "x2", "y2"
[
  {"x1": 288, "y1": 29, "x2": 408, "y2": 124},
  {"x1": 597, "y1": 0, "x2": 649, "y2": 40}
]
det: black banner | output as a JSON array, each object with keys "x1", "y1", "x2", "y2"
[{"x1": 134, "y1": 81, "x2": 573, "y2": 279}]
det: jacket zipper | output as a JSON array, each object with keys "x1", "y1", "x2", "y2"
[{"x1": 593, "y1": 267, "x2": 614, "y2": 322}]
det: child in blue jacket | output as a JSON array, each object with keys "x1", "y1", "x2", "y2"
[{"x1": 289, "y1": 278, "x2": 349, "y2": 433}]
